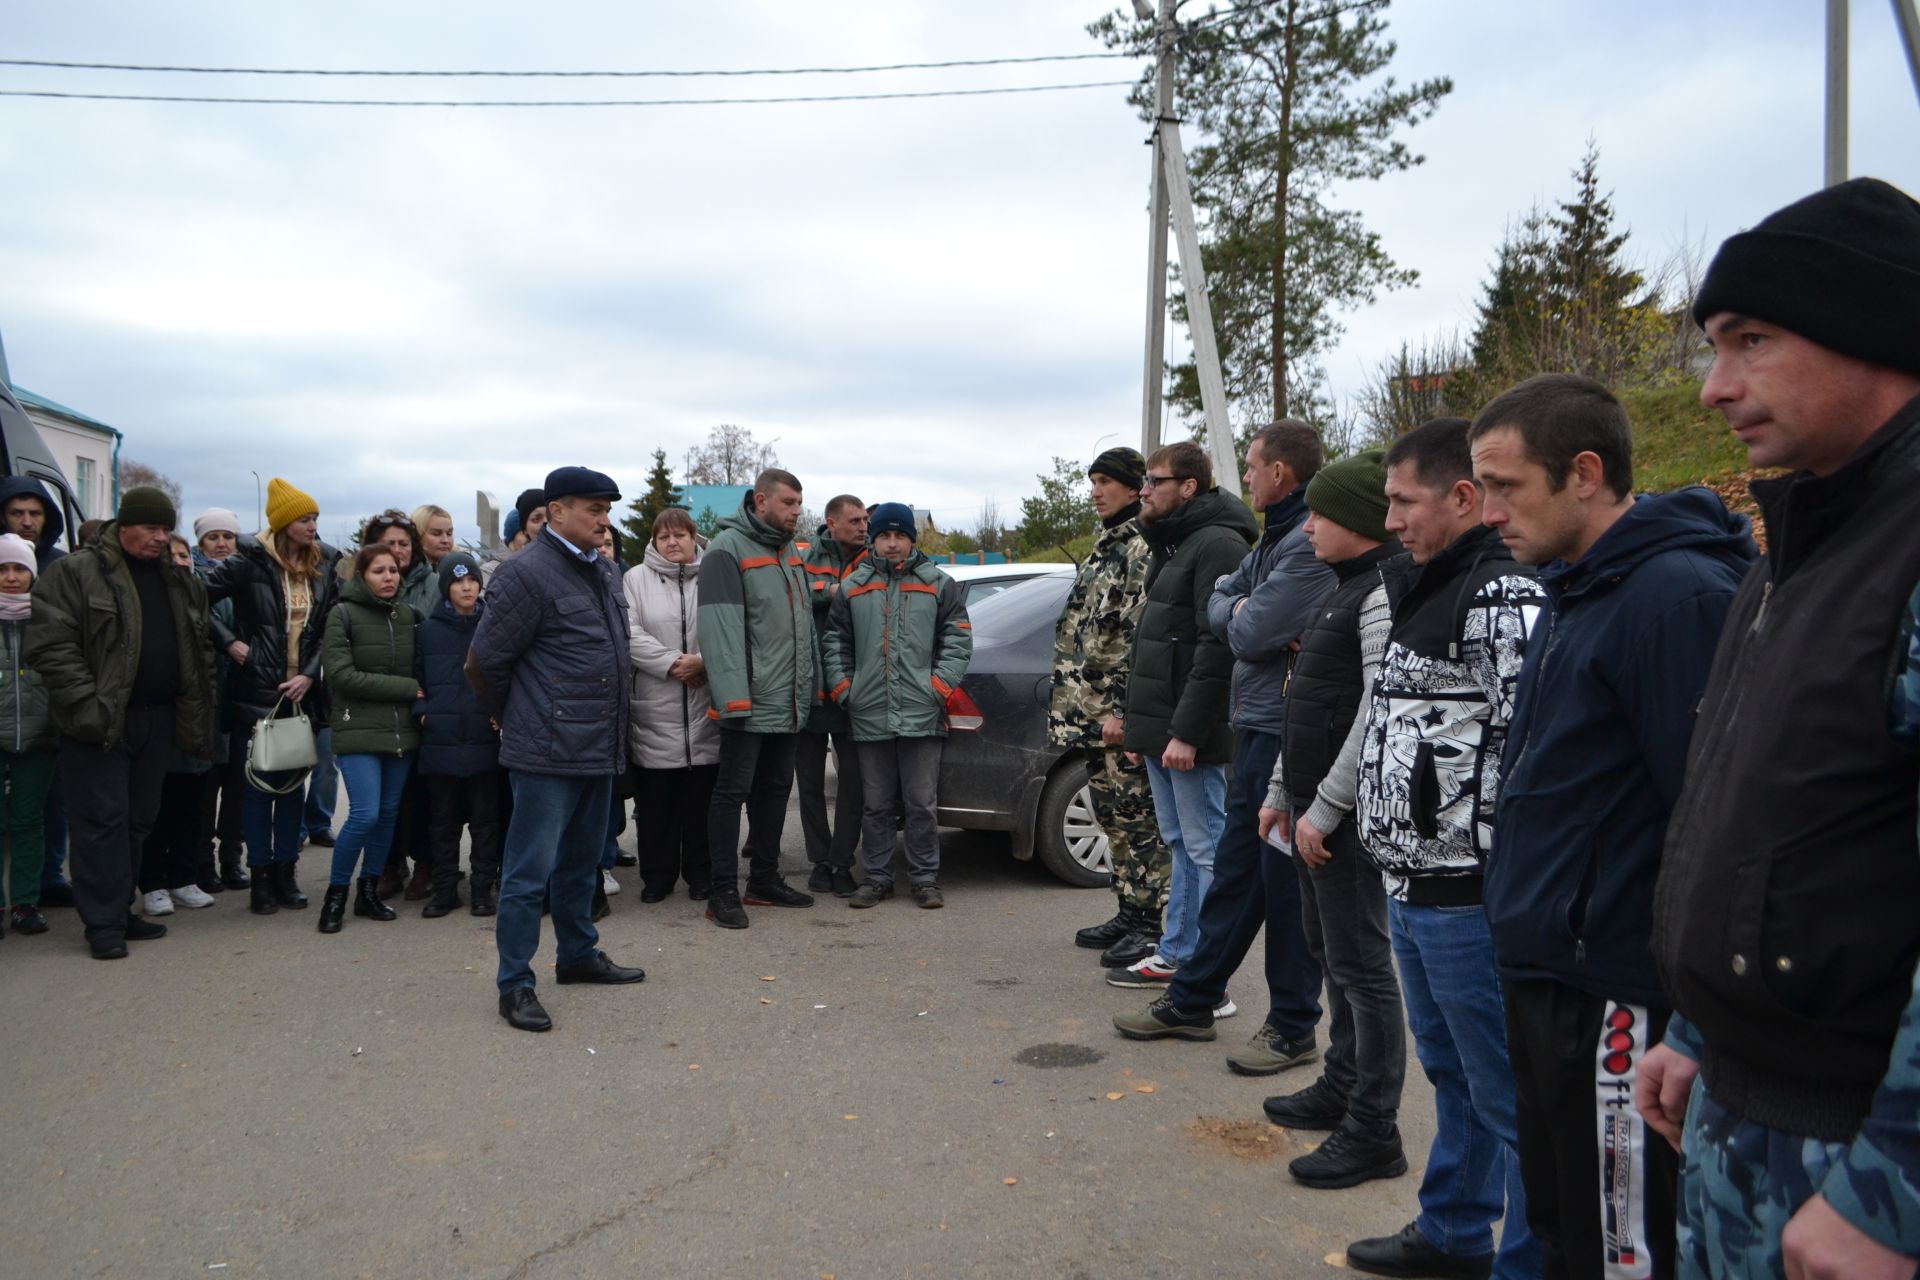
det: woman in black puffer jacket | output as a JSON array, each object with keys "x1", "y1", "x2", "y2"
[{"x1": 202, "y1": 478, "x2": 340, "y2": 915}]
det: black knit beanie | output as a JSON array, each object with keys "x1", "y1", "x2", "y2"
[
  {"x1": 513, "y1": 487, "x2": 547, "y2": 526},
  {"x1": 1693, "y1": 177, "x2": 1920, "y2": 376},
  {"x1": 117, "y1": 485, "x2": 177, "y2": 530},
  {"x1": 1088, "y1": 446, "x2": 1146, "y2": 491}
]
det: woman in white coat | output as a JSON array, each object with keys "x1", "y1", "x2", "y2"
[{"x1": 623, "y1": 508, "x2": 720, "y2": 902}]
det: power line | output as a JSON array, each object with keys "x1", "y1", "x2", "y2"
[
  {"x1": 0, "y1": 52, "x2": 1132, "y2": 79},
  {"x1": 0, "y1": 80, "x2": 1138, "y2": 108}
]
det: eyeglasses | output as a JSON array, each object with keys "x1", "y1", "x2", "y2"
[{"x1": 1142, "y1": 474, "x2": 1188, "y2": 488}]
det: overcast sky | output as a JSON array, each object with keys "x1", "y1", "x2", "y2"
[{"x1": 3, "y1": 0, "x2": 1916, "y2": 546}]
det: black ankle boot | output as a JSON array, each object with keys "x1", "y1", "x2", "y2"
[
  {"x1": 249, "y1": 875, "x2": 279, "y2": 915},
  {"x1": 272, "y1": 861, "x2": 308, "y2": 909},
  {"x1": 317, "y1": 885, "x2": 348, "y2": 933},
  {"x1": 354, "y1": 876, "x2": 397, "y2": 921},
  {"x1": 219, "y1": 848, "x2": 250, "y2": 890}
]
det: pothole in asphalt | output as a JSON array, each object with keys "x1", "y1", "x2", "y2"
[
  {"x1": 1013, "y1": 1043, "x2": 1106, "y2": 1068},
  {"x1": 1185, "y1": 1115, "x2": 1293, "y2": 1160}
]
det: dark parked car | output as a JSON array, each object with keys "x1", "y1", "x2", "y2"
[{"x1": 936, "y1": 573, "x2": 1111, "y2": 888}]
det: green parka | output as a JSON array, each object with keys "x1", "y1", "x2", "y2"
[
  {"x1": 696, "y1": 494, "x2": 820, "y2": 734},
  {"x1": 323, "y1": 576, "x2": 421, "y2": 757},
  {"x1": 0, "y1": 619, "x2": 53, "y2": 755},
  {"x1": 823, "y1": 550, "x2": 972, "y2": 743},
  {"x1": 798, "y1": 523, "x2": 869, "y2": 735},
  {"x1": 1122, "y1": 488, "x2": 1258, "y2": 764},
  {"x1": 26, "y1": 524, "x2": 217, "y2": 756}
]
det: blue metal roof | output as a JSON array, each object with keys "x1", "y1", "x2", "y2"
[
  {"x1": 11, "y1": 386, "x2": 123, "y2": 438},
  {"x1": 677, "y1": 484, "x2": 750, "y2": 521}
]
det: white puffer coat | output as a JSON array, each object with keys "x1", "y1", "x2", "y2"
[{"x1": 623, "y1": 538, "x2": 720, "y2": 770}]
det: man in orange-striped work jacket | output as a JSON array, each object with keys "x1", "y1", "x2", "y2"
[
  {"x1": 696, "y1": 469, "x2": 822, "y2": 929},
  {"x1": 793, "y1": 495, "x2": 869, "y2": 900}
]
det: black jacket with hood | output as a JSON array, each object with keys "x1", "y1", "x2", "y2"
[
  {"x1": 202, "y1": 535, "x2": 343, "y2": 728},
  {"x1": 0, "y1": 476, "x2": 67, "y2": 571},
  {"x1": 1487, "y1": 488, "x2": 1757, "y2": 1007}
]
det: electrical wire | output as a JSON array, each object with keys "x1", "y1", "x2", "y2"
[
  {"x1": 0, "y1": 80, "x2": 1138, "y2": 108},
  {"x1": 0, "y1": 52, "x2": 1132, "y2": 79}
]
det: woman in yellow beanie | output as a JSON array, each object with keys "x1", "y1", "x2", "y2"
[{"x1": 203, "y1": 478, "x2": 341, "y2": 915}]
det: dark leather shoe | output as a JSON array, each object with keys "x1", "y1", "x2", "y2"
[
  {"x1": 91, "y1": 939, "x2": 129, "y2": 960},
  {"x1": 743, "y1": 878, "x2": 814, "y2": 908},
  {"x1": 1263, "y1": 1077, "x2": 1348, "y2": 1131},
  {"x1": 1075, "y1": 909, "x2": 1132, "y2": 948},
  {"x1": 422, "y1": 888, "x2": 460, "y2": 918},
  {"x1": 806, "y1": 864, "x2": 835, "y2": 894},
  {"x1": 1100, "y1": 927, "x2": 1161, "y2": 968},
  {"x1": 1344, "y1": 1221, "x2": 1492, "y2": 1279},
  {"x1": 470, "y1": 883, "x2": 498, "y2": 916},
  {"x1": 1288, "y1": 1121, "x2": 1408, "y2": 1190},
  {"x1": 221, "y1": 862, "x2": 251, "y2": 891},
  {"x1": 499, "y1": 988, "x2": 552, "y2": 1032},
  {"x1": 555, "y1": 950, "x2": 646, "y2": 985},
  {"x1": 705, "y1": 889, "x2": 749, "y2": 929},
  {"x1": 639, "y1": 886, "x2": 670, "y2": 903},
  {"x1": 123, "y1": 915, "x2": 168, "y2": 941}
]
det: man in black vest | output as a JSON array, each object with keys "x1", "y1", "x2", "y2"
[{"x1": 1641, "y1": 178, "x2": 1920, "y2": 1279}]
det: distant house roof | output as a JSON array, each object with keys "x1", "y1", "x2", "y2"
[
  {"x1": 11, "y1": 386, "x2": 123, "y2": 439},
  {"x1": 677, "y1": 484, "x2": 750, "y2": 523}
]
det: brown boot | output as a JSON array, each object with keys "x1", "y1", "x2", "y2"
[
  {"x1": 404, "y1": 859, "x2": 434, "y2": 901},
  {"x1": 376, "y1": 860, "x2": 406, "y2": 899}
]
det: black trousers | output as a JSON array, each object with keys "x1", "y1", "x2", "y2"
[
  {"x1": 1504, "y1": 977, "x2": 1678, "y2": 1280},
  {"x1": 140, "y1": 771, "x2": 208, "y2": 892},
  {"x1": 200, "y1": 744, "x2": 245, "y2": 862},
  {"x1": 794, "y1": 729, "x2": 861, "y2": 868},
  {"x1": 706, "y1": 730, "x2": 796, "y2": 894},
  {"x1": 635, "y1": 763, "x2": 717, "y2": 894},
  {"x1": 393, "y1": 770, "x2": 433, "y2": 872},
  {"x1": 61, "y1": 704, "x2": 175, "y2": 946},
  {"x1": 427, "y1": 771, "x2": 504, "y2": 890}
]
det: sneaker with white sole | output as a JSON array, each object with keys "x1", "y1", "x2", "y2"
[
  {"x1": 141, "y1": 889, "x2": 175, "y2": 916},
  {"x1": 1214, "y1": 1000, "x2": 1238, "y2": 1019},
  {"x1": 170, "y1": 884, "x2": 216, "y2": 909},
  {"x1": 1105, "y1": 953, "x2": 1177, "y2": 989},
  {"x1": 602, "y1": 870, "x2": 621, "y2": 895}
]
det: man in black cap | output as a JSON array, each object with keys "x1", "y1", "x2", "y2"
[
  {"x1": 26, "y1": 487, "x2": 217, "y2": 959},
  {"x1": 469, "y1": 466, "x2": 645, "y2": 1032},
  {"x1": 1640, "y1": 178, "x2": 1920, "y2": 1278}
]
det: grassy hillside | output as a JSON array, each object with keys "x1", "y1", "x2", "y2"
[{"x1": 1621, "y1": 382, "x2": 1748, "y2": 492}]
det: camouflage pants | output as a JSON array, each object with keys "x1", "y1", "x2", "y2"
[
  {"x1": 1084, "y1": 747, "x2": 1169, "y2": 911},
  {"x1": 1677, "y1": 1079, "x2": 1917, "y2": 1278}
]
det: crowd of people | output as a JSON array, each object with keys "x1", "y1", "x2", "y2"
[{"x1": 0, "y1": 178, "x2": 1915, "y2": 1278}]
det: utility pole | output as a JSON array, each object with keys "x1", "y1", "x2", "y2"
[
  {"x1": 1134, "y1": 0, "x2": 1238, "y2": 492},
  {"x1": 1895, "y1": 0, "x2": 1920, "y2": 104},
  {"x1": 1826, "y1": 0, "x2": 1849, "y2": 186}
]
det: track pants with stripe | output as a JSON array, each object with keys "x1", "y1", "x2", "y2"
[{"x1": 1505, "y1": 978, "x2": 1678, "y2": 1279}]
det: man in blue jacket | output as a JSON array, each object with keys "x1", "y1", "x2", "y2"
[
  {"x1": 468, "y1": 466, "x2": 645, "y2": 1033},
  {"x1": 1472, "y1": 375, "x2": 1755, "y2": 1279}
]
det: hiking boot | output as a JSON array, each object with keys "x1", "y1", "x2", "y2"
[
  {"x1": 705, "y1": 889, "x2": 749, "y2": 929},
  {"x1": 470, "y1": 882, "x2": 498, "y2": 916},
  {"x1": 422, "y1": 886, "x2": 461, "y2": 918},
  {"x1": 743, "y1": 877, "x2": 814, "y2": 908},
  {"x1": 10, "y1": 904, "x2": 48, "y2": 935},
  {"x1": 910, "y1": 883, "x2": 944, "y2": 909},
  {"x1": 1344, "y1": 1221, "x2": 1492, "y2": 1279},
  {"x1": 1227, "y1": 1024, "x2": 1320, "y2": 1077},
  {"x1": 1262, "y1": 1076, "x2": 1348, "y2": 1130},
  {"x1": 1100, "y1": 923, "x2": 1162, "y2": 969},
  {"x1": 831, "y1": 868, "x2": 857, "y2": 898},
  {"x1": 1287, "y1": 1120, "x2": 1408, "y2": 1190},
  {"x1": 847, "y1": 881, "x2": 893, "y2": 908},
  {"x1": 1105, "y1": 953, "x2": 1177, "y2": 989},
  {"x1": 1112, "y1": 994, "x2": 1217, "y2": 1041},
  {"x1": 807, "y1": 864, "x2": 835, "y2": 894}
]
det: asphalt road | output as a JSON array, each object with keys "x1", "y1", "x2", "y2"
[{"x1": 1, "y1": 790, "x2": 1444, "y2": 1279}]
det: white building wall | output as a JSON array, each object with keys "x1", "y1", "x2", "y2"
[{"x1": 24, "y1": 411, "x2": 116, "y2": 518}]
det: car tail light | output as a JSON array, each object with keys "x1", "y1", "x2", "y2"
[{"x1": 946, "y1": 685, "x2": 985, "y2": 731}]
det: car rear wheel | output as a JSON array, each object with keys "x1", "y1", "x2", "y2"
[{"x1": 1033, "y1": 757, "x2": 1113, "y2": 888}]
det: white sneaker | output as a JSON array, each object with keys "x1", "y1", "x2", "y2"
[
  {"x1": 170, "y1": 883, "x2": 216, "y2": 909},
  {"x1": 601, "y1": 870, "x2": 621, "y2": 895},
  {"x1": 1214, "y1": 1000, "x2": 1238, "y2": 1019},
  {"x1": 142, "y1": 889, "x2": 174, "y2": 916}
]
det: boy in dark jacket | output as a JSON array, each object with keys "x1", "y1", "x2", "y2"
[
  {"x1": 1472, "y1": 375, "x2": 1755, "y2": 1280},
  {"x1": 414, "y1": 553, "x2": 502, "y2": 917}
]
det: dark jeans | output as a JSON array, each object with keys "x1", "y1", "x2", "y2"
[
  {"x1": 139, "y1": 771, "x2": 208, "y2": 892},
  {"x1": 497, "y1": 771, "x2": 610, "y2": 993},
  {"x1": 706, "y1": 729, "x2": 796, "y2": 893},
  {"x1": 856, "y1": 736, "x2": 943, "y2": 888},
  {"x1": 1, "y1": 749, "x2": 56, "y2": 907},
  {"x1": 1295, "y1": 821, "x2": 1404, "y2": 1133},
  {"x1": 1165, "y1": 729, "x2": 1322, "y2": 1039},
  {"x1": 1505, "y1": 978, "x2": 1678, "y2": 1280},
  {"x1": 796, "y1": 729, "x2": 861, "y2": 868},
  {"x1": 40, "y1": 774, "x2": 68, "y2": 890},
  {"x1": 243, "y1": 774, "x2": 307, "y2": 869},
  {"x1": 202, "y1": 749, "x2": 245, "y2": 860},
  {"x1": 304, "y1": 726, "x2": 337, "y2": 837},
  {"x1": 636, "y1": 763, "x2": 716, "y2": 894},
  {"x1": 61, "y1": 703, "x2": 175, "y2": 946},
  {"x1": 427, "y1": 771, "x2": 503, "y2": 890}
]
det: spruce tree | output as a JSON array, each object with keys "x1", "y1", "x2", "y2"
[{"x1": 619, "y1": 449, "x2": 686, "y2": 549}]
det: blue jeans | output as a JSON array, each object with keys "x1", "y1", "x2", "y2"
[
  {"x1": 1143, "y1": 757, "x2": 1228, "y2": 968},
  {"x1": 304, "y1": 727, "x2": 337, "y2": 837},
  {"x1": 1390, "y1": 899, "x2": 1542, "y2": 1278},
  {"x1": 497, "y1": 771, "x2": 610, "y2": 993},
  {"x1": 329, "y1": 753, "x2": 414, "y2": 887},
  {"x1": 243, "y1": 774, "x2": 307, "y2": 868}
]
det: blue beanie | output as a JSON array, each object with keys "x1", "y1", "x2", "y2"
[
  {"x1": 868, "y1": 502, "x2": 917, "y2": 544},
  {"x1": 503, "y1": 508, "x2": 524, "y2": 542}
]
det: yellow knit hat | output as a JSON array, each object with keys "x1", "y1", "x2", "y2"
[{"x1": 265, "y1": 477, "x2": 319, "y2": 533}]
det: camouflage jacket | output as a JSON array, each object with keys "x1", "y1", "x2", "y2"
[{"x1": 1047, "y1": 511, "x2": 1150, "y2": 748}]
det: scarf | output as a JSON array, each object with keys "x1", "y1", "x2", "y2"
[{"x1": 0, "y1": 593, "x2": 31, "y2": 623}]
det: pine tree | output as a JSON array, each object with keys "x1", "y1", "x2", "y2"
[{"x1": 619, "y1": 449, "x2": 685, "y2": 549}]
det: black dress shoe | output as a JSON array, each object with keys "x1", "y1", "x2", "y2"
[
  {"x1": 743, "y1": 877, "x2": 814, "y2": 908},
  {"x1": 470, "y1": 883, "x2": 498, "y2": 916},
  {"x1": 91, "y1": 940, "x2": 129, "y2": 960},
  {"x1": 1288, "y1": 1121, "x2": 1408, "y2": 1190},
  {"x1": 499, "y1": 988, "x2": 552, "y2": 1032},
  {"x1": 555, "y1": 950, "x2": 646, "y2": 984},
  {"x1": 11, "y1": 905, "x2": 49, "y2": 935},
  {"x1": 307, "y1": 829, "x2": 336, "y2": 847},
  {"x1": 1263, "y1": 1077, "x2": 1348, "y2": 1131},
  {"x1": 705, "y1": 889, "x2": 748, "y2": 929},
  {"x1": 123, "y1": 915, "x2": 168, "y2": 941},
  {"x1": 1344, "y1": 1221, "x2": 1492, "y2": 1279},
  {"x1": 639, "y1": 886, "x2": 669, "y2": 903}
]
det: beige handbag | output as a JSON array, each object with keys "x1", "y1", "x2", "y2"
[{"x1": 246, "y1": 694, "x2": 317, "y2": 794}]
